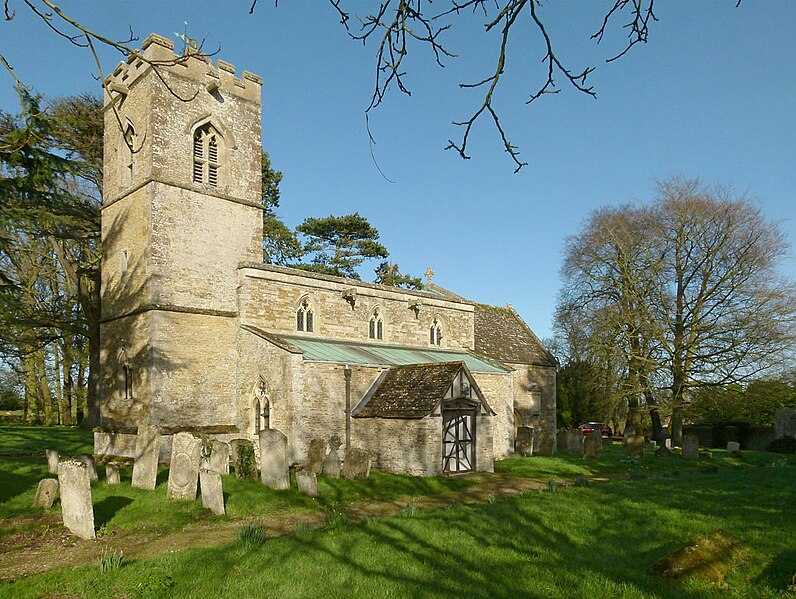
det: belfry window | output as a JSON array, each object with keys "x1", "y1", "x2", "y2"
[
  {"x1": 430, "y1": 317, "x2": 443, "y2": 346},
  {"x1": 369, "y1": 308, "x2": 384, "y2": 340},
  {"x1": 192, "y1": 124, "x2": 221, "y2": 187},
  {"x1": 296, "y1": 298, "x2": 314, "y2": 333}
]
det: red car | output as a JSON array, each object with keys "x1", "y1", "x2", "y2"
[{"x1": 578, "y1": 422, "x2": 613, "y2": 437}]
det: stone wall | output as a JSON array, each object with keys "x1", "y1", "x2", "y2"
[
  {"x1": 239, "y1": 266, "x2": 475, "y2": 350},
  {"x1": 471, "y1": 372, "x2": 514, "y2": 459},
  {"x1": 352, "y1": 416, "x2": 444, "y2": 476},
  {"x1": 513, "y1": 364, "x2": 557, "y2": 454}
]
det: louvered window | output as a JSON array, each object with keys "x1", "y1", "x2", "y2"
[{"x1": 192, "y1": 124, "x2": 221, "y2": 187}]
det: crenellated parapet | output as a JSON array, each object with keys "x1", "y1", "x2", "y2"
[{"x1": 104, "y1": 33, "x2": 262, "y2": 108}]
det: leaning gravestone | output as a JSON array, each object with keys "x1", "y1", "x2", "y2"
[
  {"x1": 230, "y1": 439, "x2": 258, "y2": 480},
  {"x1": 322, "y1": 446, "x2": 341, "y2": 478},
  {"x1": 46, "y1": 449, "x2": 59, "y2": 474},
  {"x1": 306, "y1": 438, "x2": 327, "y2": 474},
  {"x1": 105, "y1": 462, "x2": 121, "y2": 485},
  {"x1": 584, "y1": 432, "x2": 601, "y2": 460},
  {"x1": 296, "y1": 471, "x2": 319, "y2": 497},
  {"x1": 131, "y1": 424, "x2": 161, "y2": 490},
  {"x1": 75, "y1": 454, "x2": 98, "y2": 482},
  {"x1": 774, "y1": 408, "x2": 796, "y2": 439},
  {"x1": 682, "y1": 434, "x2": 700, "y2": 460},
  {"x1": 341, "y1": 448, "x2": 372, "y2": 480},
  {"x1": 200, "y1": 440, "x2": 230, "y2": 475},
  {"x1": 167, "y1": 432, "x2": 202, "y2": 500},
  {"x1": 566, "y1": 429, "x2": 584, "y2": 455},
  {"x1": 199, "y1": 469, "x2": 225, "y2": 515},
  {"x1": 259, "y1": 429, "x2": 290, "y2": 490},
  {"x1": 515, "y1": 427, "x2": 535, "y2": 457},
  {"x1": 32, "y1": 478, "x2": 59, "y2": 508},
  {"x1": 57, "y1": 459, "x2": 95, "y2": 539},
  {"x1": 627, "y1": 434, "x2": 645, "y2": 459}
]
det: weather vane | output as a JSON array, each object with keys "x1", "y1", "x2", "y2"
[{"x1": 174, "y1": 22, "x2": 199, "y2": 54}]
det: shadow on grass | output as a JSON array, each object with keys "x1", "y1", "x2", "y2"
[
  {"x1": 755, "y1": 549, "x2": 796, "y2": 592},
  {"x1": 94, "y1": 496, "x2": 134, "y2": 528}
]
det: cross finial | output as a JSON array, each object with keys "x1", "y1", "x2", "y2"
[{"x1": 424, "y1": 267, "x2": 435, "y2": 284}]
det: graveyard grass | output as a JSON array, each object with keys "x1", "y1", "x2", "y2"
[{"x1": 1, "y1": 426, "x2": 795, "y2": 597}]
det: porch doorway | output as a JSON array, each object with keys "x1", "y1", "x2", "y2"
[{"x1": 442, "y1": 402, "x2": 476, "y2": 473}]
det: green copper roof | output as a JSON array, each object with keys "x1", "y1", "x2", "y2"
[{"x1": 279, "y1": 335, "x2": 507, "y2": 374}]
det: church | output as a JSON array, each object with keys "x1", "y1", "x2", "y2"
[{"x1": 96, "y1": 34, "x2": 557, "y2": 476}]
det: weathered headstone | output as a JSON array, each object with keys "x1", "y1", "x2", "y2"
[
  {"x1": 230, "y1": 438, "x2": 258, "y2": 480},
  {"x1": 665, "y1": 437, "x2": 673, "y2": 449},
  {"x1": 682, "y1": 434, "x2": 700, "y2": 460},
  {"x1": 57, "y1": 459, "x2": 95, "y2": 539},
  {"x1": 46, "y1": 449, "x2": 59, "y2": 474},
  {"x1": 584, "y1": 432, "x2": 601, "y2": 460},
  {"x1": 296, "y1": 471, "x2": 319, "y2": 497},
  {"x1": 32, "y1": 478, "x2": 59, "y2": 508},
  {"x1": 306, "y1": 438, "x2": 327, "y2": 474},
  {"x1": 646, "y1": 440, "x2": 658, "y2": 450},
  {"x1": 535, "y1": 431, "x2": 556, "y2": 456},
  {"x1": 627, "y1": 434, "x2": 645, "y2": 459},
  {"x1": 199, "y1": 469, "x2": 225, "y2": 515},
  {"x1": 515, "y1": 426, "x2": 535, "y2": 457},
  {"x1": 200, "y1": 440, "x2": 230, "y2": 475},
  {"x1": 566, "y1": 428, "x2": 584, "y2": 455},
  {"x1": 131, "y1": 424, "x2": 161, "y2": 490},
  {"x1": 623, "y1": 426, "x2": 636, "y2": 445},
  {"x1": 167, "y1": 432, "x2": 202, "y2": 500},
  {"x1": 259, "y1": 429, "x2": 290, "y2": 490},
  {"x1": 656, "y1": 445, "x2": 672, "y2": 458},
  {"x1": 726, "y1": 441, "x2": 740, "y2": 453},
  {"x1": 341, "y1": 448, "x2": 372, "y2": 480},
  {"x1": 649, "y1": 530, "x2": 748, "y2": 586},
  {"x1": 75, "y1": 454, "x2": 98, "y2": 482},
  {"x1": 774, "y1": 408, "x2": 796, "y2": 439},
  {"x1": 105, "y1": 462, "x2": 121, "y2": 485},
  {"x1": 322, "y1": 447, "x2": 341, "y2": 478}
]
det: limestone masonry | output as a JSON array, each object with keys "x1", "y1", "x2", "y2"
[{"x1": 96, "y1": 34, "x2": 558, "y2": 476}]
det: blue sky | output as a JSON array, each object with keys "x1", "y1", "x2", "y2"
[{"x1": 2, "y1": 1, "x2": 794, "y2": 340}]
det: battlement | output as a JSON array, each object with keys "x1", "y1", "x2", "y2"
[{"x1": 104, "y1": 33, "x2": 262, "y2": 107}]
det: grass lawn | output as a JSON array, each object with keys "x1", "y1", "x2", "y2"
[{"x1": 1, "y1": 426, "x2": 794, "y2": 597}]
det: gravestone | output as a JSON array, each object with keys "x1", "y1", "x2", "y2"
[
  {"x1": 259, "y1": 429, "x2": 290, "y2": 490},
  {"x1": 296, "y1": 471, "x2": 319, "y2": 497},
  {"x1": 566, "y1": 429, "x2": 584, "y2": 455},
  {"x1": 665, "y1": 437, "x2": 673, "y2": 449},
  {"x1": 322, "y1": 447, "x2": 341, "y2": 478},
  {"x1": 774, "y1": 408, "x2": 796, "y2": 439},
  {"x1": 46, "y1": 449, "x2": 59, "y2": 474},
  {"x1": 167, "y1": 432, "x2": 202, "y2": 500},
  {"x1": 584, "y1": 432, "x2": 602, "y2": 460},
  {"x1": 75, "y1": 454, "x2": 98, "y2": 482},
  {"x1": 656, "y1": 445, "x2": 672, "y2": 458},
  {"x1": 199, "y1": 469, "x2": 225, "y2": 515},
  {"x1": 32, "y1": 478, "x2": 59, "y2": 508},
  {"x1": 515, "y1": 427, "x2": 535, "y2": 457},
  {"x1": 627, "y1": 434, "x2": 645, "y2": 459},
  {"x1": 556, "y1": 430, "x2": 568, "y2": 450},
  {"x1": 306, "y1": 438, "x2": 327, "y2": 474},
  {"x1": 105, "y1": 462, "x2": 121, "y2": 485},
  {"x1": 131, "y1": 424, "x2": 161, "y2": 490},
  {"x1": 682, "y1": 434, "x2": 700, "y2": 460},
  {"x1": 726, "y1": 441, "x2": 740, "y2": 453},
  {"x1": 200, "y1": 440, "x2": 230, "y2": 475},
  {"x1": 230, "y1": 439, "x2": 258, "y2": 480},
  {"x1": 341, "y1": 448, "x2": 372, "y2": 480},
  {"x1": 535, "y1": 431, "x2": 556, "y2": 456},
  {"x1": 57, "y1": 459, "x2": 95, "y2": 539},
  {"x1": 646, "y1": 440, "x2": 658, "y2": 450},
  {"x1": 624, "y1": 426, "x2": 636, "y2": 445}
]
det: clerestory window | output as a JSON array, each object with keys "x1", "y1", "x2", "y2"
[
  {"x1": 192, "y1": 124, "x2": 221, "y2": 187},
  {"x1": 430, "y1": 317, "x2": 443, "y2": 346},
  {"x1": 296, "y1": 298, "x2": 314, "y2": 333},
  {"x1": 369, "y1": 308, "x2": 384, "y2": 340}
]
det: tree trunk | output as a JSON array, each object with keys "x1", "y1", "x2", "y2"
[
  {"x1": 53, "y1": 343, "x2": 64, "y2": 425},
  {"x1": 23, "y1": 351, "x2": 39, "y2": 424},
  {"x1": 36, "y1": 350, "x2": 54, "y2": 426},
  {"x1": 61, "y1": 337, "x2": 74, "y2": 425}
]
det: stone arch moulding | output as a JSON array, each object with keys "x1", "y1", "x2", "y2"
[
  {"x1": 294, "y1": 294, "x2": 317, "y2": 333},
  {"x1": 368, "y1": 304, "x2": 387, "y2": 341},
  {"x1": 429, "y1": 314, "x2": 445, "y2": 347},
  {"x1": 185, "y1": 114, "x2": 237, "y2": 149}
]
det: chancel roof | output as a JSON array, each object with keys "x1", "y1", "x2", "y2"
[
  {"x1": 473, "y1": 304, "x2": 557, "y2": 367},
  {"x1": 353, "y1": 362, "x2": 490, "y2": 419}
]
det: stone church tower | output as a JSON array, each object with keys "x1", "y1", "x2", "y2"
[{"x1": 99, "y1": 34, "x2": 264, "y2": 429}]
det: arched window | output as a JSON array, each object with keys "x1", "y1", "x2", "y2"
[
  {"x1": 121, "y1": 123, "x2": 135, "y2": 187},
  {"x1": 118, "y1": 350, "x2": 133, "y2": 400},
  {"x1": 430, "y1": 317, "x2": 443, "y2": 346},
  {"x1": 192, "y1": 123, "x2": 221, "y2": 187},
  {"x1": 296, "y1": 297, "x2": 315, "y2": 333},
  {"x1": 369, "y1": 308, "x2": 384, "y2": 340},
  {"x1": 253, "y1": 378, "x2": 270, "y2": 434}
]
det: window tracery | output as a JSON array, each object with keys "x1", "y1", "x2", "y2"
[
  {"x1": 369, "y1": 308, "x2": 384, "y2": 340},
  {"x1": 192, "y1": 123, "x2": 221, "y2": 187},
  {"x1": 296, "y1": 298, "x2": 315, "y2": 333},
  {"x1": 430, "y1": 317, "x2": 443, "y2": 346}
]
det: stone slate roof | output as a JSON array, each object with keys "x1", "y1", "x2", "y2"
[
  {"x1": 473, "y1": 303, "x2": 557, "y2": 367},
  {"x1": 353, "y1": 362, "x2": 465, "y2": 419}
]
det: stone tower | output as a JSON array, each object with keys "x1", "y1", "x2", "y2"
[{"x1": 99, "y1": 34, "x2": 263, "y2": 428}]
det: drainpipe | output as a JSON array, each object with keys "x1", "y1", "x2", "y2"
[{"x1": 344, "y1": 365, "x2": 352, "y2": 451}]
